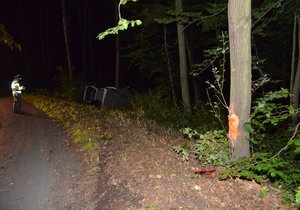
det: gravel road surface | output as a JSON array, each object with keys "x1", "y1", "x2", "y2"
[{"x1": 0, "y1": 97, "x2": 93, "y2": 210}]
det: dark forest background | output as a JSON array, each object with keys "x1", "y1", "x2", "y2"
[
  {"x1": 0, "y1": 0, "x2": 297, "y2": 102},
  {"x1": 0, "y1": 0, "x2": 117, "y2": 95}
]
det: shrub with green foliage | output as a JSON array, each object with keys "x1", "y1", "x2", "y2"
[
  {"x1": 244, "y1": 88, "x2": 299, "y2": 151},
  {"x1": 130, "y1": 90, "x2": 219, "y2": 131},
  {"x1": 173, "y1": 140, "x2": 190, "y2": 161},
  {"x1": 249, "y1": 88, "x2": 297, "y2": 133},
  {"x1": 53, "y1": 66, "x2": 86, "y2": 102},
  {"x1": 172, "y1": 87, "x2": 299, "y2": 205},
  {"x1": 174, "y1": 129, "x2": 229, "y2": 166},
  {"x1": 220, "y1": 89, "x2": 300, "y2": 205},
  {"x1": 220, "y1": 152, "x2": 300, "y2": 204},
  {"x1": 296, "y1": 187, "x2": 300, "y2": 204},
  {"x1": 194, "y1": 130, "x2": 229, "y2": 166}
]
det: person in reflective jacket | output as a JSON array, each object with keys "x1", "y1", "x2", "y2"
[{"x1": 11, "y1": 75, "x2": 25, "y2": 113}]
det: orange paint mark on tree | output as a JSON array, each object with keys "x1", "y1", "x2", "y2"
[{"x1": 228, "y1": 106, "x2": 239, "y2": 146}]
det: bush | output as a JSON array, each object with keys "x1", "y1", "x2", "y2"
[
  {"x1": 130, "y1": 90, "x2": 219, "y2": 131},
  {"x1": 220, "y1": 89, "x2": 300, "y2": 205},
  {"x1": 174, "y1": 129, "x2": 229, "y2": 166},
  {"x1": 53, "y1": 66, "x2": 86, "y2": 102},
  {"x1": 220, "y1": 152, "x2": 300, "y2": 204}
]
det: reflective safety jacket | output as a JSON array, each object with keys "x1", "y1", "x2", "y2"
[{"x1": 11, "y1": 80, "x2": 24, "y2": 96}]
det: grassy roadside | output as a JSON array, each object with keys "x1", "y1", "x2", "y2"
[
  {"x1": 24, "y1": 94, "x2": 127, "y2": 171},
  {"x1": 24, "y1": 93, "x2": 217, "y2": 153},
  {"x1": 23, "y1": 94, "x2": 298, "y2": 209},
  {"x1": 24, "y1": 93, "x2": 185, "y2": 174}
]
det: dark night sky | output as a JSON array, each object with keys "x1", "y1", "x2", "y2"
[{"x1": 0, "y1": 0, "x2": 120, "y2": 96}]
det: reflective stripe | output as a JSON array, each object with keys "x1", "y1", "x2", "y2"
[{"x1": 11, "y1": 80, "x2": 23, "y2": 94}]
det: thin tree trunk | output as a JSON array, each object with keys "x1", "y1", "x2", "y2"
[
  {"x1": 163, "y1": 26, "x2": 177, "y2": 106},
  {"x1": 38, "y1": 2, "x2": 50, "y2": 80},
  {"x1": 38, "y1": 4, "x2": 45, "y2": 75},
  {"x1": 115, "y1": 0, "x2": 120, "y2": 88},
  {"x1": 77, "y1": 1, "x2": 88, "y2": 75},
  {"x1": 62, "y1": 0, "x2": 73, "y2": 81},
  {"x1": 291, "y1": 14, "x2": 300, "y2": 124},
  {"x1": 228, "y1": 0, "x2": 251, "y2": 160},
  {"x1": 115, "y1": 33, "x2": 120, "y2": 88},
  {"x1": 290, "y1": 13, "x2": 297, "y2": 94},
  {"x1": 88, "y1": 8, "x2": 94, "y2": 76},
  {"x1": 185, "y1": 33, "x2": 200, "y2": 104},
  {"x1": 16, "y1": 1, "x2": 31, "y2": 77},
  {"x1": 175, "y1": 0, "x2": 191, "y2": 113}
]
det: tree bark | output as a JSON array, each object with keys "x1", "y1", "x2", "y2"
[
  {"x1": 290, "y1": 14, "x2": 297, "y2": 93},
  {"x1": 228, "y1": 0, "x2": 251, "y2": 160},
  {"x1": 175, "y1": 0, "x2": 191, "y2": 113},
  {"x1": 87, "y1": 8, "x2": 94, "y2": 76},
  {"x1": 38, "y1": 2, "x2": 50, "y2": 80},
  {"x1": 291, "y1": 14, "x2": 300, "y2": 124},
  {"x1": 185, "y1": 32, "x2": 200, "y2": 104},
  {"x1": 77, "y1": 1, "x2": 88, "y2": 75},
  {"x1": 115, "y1": 0, "x2": 120, "y2": 88},
  {"x1": 62, "y1": 0, "x2": 73, "y2": 81},
  {"x1": 15, "y1": 1, "x2": 30, "y2": 77},
  {"x1": 163, "y1": 26, "x2": 177, "y2": 106}
]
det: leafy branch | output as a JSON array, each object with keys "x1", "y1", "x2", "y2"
[
  {"x1": 249, "y1": 88, "x2": 299, "y2": 131},
  {"x1": 96, "y1": 0, "x2": 142, "y2": 40},
  {"x1": 272, "y1": 122, "x2": 300, "y2": 159},
  {"x1": 155, "y1": 7, "x2": 226, "y2": 48},
  {"x1": 252, "y1": 0, "x2": 287, "y2": 29}
]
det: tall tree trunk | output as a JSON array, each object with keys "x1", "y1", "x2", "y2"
[
  {"x1": 163, "y1": 26, "x2": 177, "y2": 106},
  {"x1": 228, "y1": 0, "x2": 251, "y2": 160},
  {"x1": 115, "y1": 0, "x2": 120, "y2": 88},
  {"x1": 62, "y1": 0, "x2": 73, "y2": 81},
  {"x1": 16, "y1": 1, "x2": 31, "y2": 77},
  {"x1": 77, "y1": 1, "x2": 88, "y2": 75},
  {"x1": 291, "y1": 13, "x2": 300, "y2": 124},
  {"x1": 175, "y1": 0, "x2": 191, "y2": 113},
  {"x1": 185, "y1": 32, "x2": 200, "y2": 104},
  {"x1": 38, "y1": 2, "x2": 50, "y2": 81},
  {"x1": 290, "y1": 13, "x2": 297, "y2": 109},
  {"x1": 88, "y1": 8, "x2": 94, "y2": 77}
]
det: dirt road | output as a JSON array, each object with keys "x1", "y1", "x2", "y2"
[{"x1": 0, "y1": 97, "x2": 94, "y2": 209}]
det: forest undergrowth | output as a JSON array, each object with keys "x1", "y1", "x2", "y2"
[{"x1": 24, "y1": 91, "x2": 300, "y2": 208}]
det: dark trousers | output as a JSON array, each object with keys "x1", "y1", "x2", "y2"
[{"x1": 13, "y1": 93, "x2": 22, "y2": 113}]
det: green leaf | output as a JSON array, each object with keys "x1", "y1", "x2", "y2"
[
  {"x1": 288, "y1": 139, "x2": 300, "y2": 146},
  {"x1": 135, "y1": 20, "x2": 142, "y2": 25},
  {"x1": 294, "y1": 147, "x2": 300, "y2": 154},
  {"x1": 173, "y1": 145, "x2": 190, "y2": 161},
  {"x1": 120, "y1": 0, "x2": 128, "y2": 5},
  {"x1": 296, "y1": 187, "x2": 300, "y2": 204},
  {"x1": 288, "y1": 139, "x2": 300, "y2": 154},
  {"x1": 243, "y1": 122, "x2": 254, "y2": 133},
  {"x1": 259, "y1": 186, "x2": 269, "y2": 198},
  {"x1": 240, "y1": 170, "x2": 253, "y2": 179}
]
